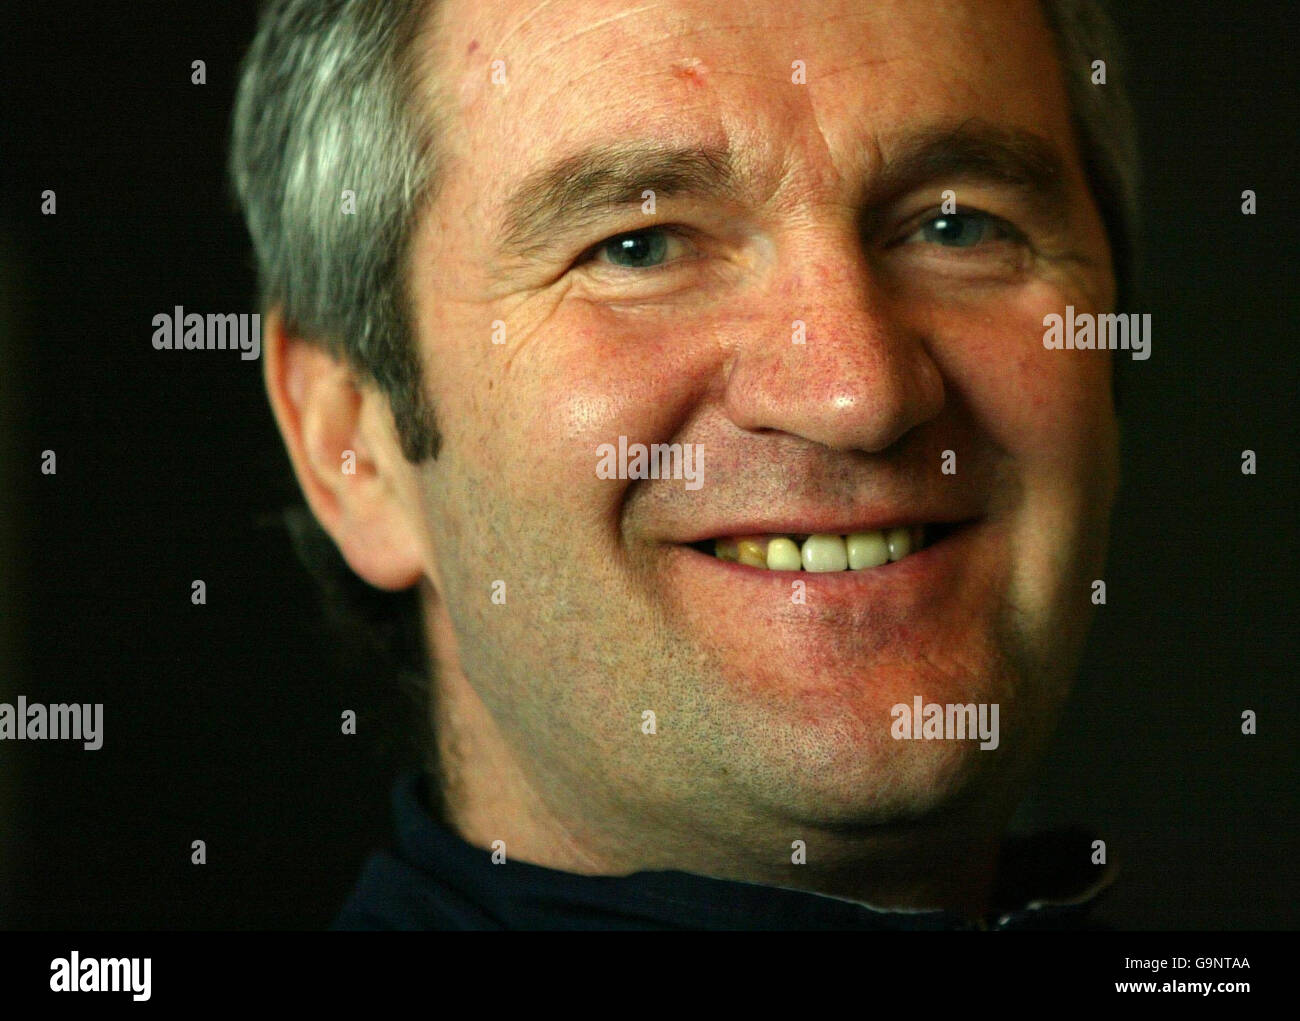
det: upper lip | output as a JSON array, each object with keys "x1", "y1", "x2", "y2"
[{"x1": 669, "y1": 508, "x2": 980, "y2": 544}]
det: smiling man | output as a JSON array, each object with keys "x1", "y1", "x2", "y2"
[{"x1": 231, "y1": 0, "x2": 1137, "y2": 929}]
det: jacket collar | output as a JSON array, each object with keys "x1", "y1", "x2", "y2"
[{"x1": 334, "y1": 771, "x2": 1117, "y2": 931}]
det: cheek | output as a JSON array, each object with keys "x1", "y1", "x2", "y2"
[
  {"x1": 933, "y1": 285, "x2": 1119, "y2": 627},
  {"x1": 524, "y1": 310, "x2": 710, "y2": 493},
  {"x1": 935, "y1": 283, "x2": 1118, "y2": 480}
]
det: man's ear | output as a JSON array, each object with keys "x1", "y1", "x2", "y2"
[{"x1": 263, "y1": 308, "x2": 424, "y2": 591}]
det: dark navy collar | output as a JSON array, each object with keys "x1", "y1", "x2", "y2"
[{"x1": 332, "y1": 771, "x2": 1117, "y2": 930}]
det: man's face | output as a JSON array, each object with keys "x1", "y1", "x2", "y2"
[{"x1": 403, "y1": 0, "x2": 1119, "y2": 866}]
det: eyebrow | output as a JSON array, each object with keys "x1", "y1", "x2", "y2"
[
  {"x1": 495, "y1": 120, "x2": 1071, "y2": 259},
  {"x1": 866, "y1": 120, "x2": 1071, "y2": 225},
  {"x1": 498, "y1": 142, "x2": 738, "y2": 258}
]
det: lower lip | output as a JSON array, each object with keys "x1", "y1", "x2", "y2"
[{"x1": 664, "y1": 523, "x2": 982, "y2": 613}]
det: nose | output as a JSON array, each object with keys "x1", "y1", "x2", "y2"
[{"x1": 723, "y1": 233, "x2": 945, "y2": 454}]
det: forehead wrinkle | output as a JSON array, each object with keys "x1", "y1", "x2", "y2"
[
  {"x1": 810, "y1": 56, "x2": 907, "y2": 83},
  {"x1": 523, "y1": 20, "x2": 794, "y2": 95},
  {"x1": 504, "y1": 3, "x2": 879, "y2": 79},
  {"x1": 551, "y1": 54, "x2": 802, "y2": 99},
  {"x1": 490, "y1": 0, "x2": 565, "y2": 49},
  {"x1": 520, "y1": 3, "x2": 674, "y2": 62},
  {"x1": 525, "y1": 2, "x2": 906, "y2": 86}
]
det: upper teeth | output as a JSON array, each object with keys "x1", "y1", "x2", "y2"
[{"x1": 713, "y1": 528, "x2": 923, "y2": 572}]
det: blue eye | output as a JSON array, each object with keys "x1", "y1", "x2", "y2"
[
  {"x1": 597, "y1": 229, "x2": 670, "y2": 268},
  {"x1": 918, "y1": 211, "x2": 1007, "y2": 247}
]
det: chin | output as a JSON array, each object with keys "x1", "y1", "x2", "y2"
[{"x1": 691, "y1": 626, "x2": 1075, "y2": 829}]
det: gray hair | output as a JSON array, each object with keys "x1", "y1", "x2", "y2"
[
  {"x1": 230, "y1": 0, "x2": 1139, "y2": 465},
  {"x1": 230, "y1": 0, "x2": 443, "y2": 461},
  {"x1": 1040, "y1": 0, "x2": 1141, "y2": 309}
]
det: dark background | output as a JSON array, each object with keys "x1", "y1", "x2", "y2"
[{"x1": 1, "y1": 1, "x2": 1295, "y2": 929}]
